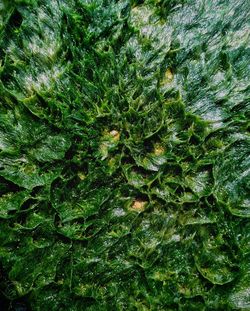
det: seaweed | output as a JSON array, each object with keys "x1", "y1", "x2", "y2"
[{"x1": 0, "y1": 0, "x2": 249, "y2": 310}]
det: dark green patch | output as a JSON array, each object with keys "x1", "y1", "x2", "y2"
[{"x1": 0, "y1": 0, "x2": 249, "y2": 310}]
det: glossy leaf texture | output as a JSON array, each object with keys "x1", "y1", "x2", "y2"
[{"x1": 0, "y1": 0, "x2": 249, "y2": 310}]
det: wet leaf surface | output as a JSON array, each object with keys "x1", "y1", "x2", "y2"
[{"x1": 0, "y1": 0, "x2": 249, "y2": 310}]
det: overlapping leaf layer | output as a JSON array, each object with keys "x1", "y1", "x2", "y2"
[{"x1": 0, "y1": 0, "x2": 249, "y2": 310}]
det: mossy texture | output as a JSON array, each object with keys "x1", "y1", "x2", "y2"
[{"x1": 0, "y1": 0, "x2": 249, "y2": 310}]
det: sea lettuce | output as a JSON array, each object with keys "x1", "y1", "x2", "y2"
[{"x1": 0, "y1": 0, "x2": 249, "y2": 310}]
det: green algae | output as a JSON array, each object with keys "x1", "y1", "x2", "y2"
[{"x1": 0, "y1": 0, "x2": 249, "y2": 310}]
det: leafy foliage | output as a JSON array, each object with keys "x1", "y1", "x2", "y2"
[{"x1": 0, "y1": 0, "x2": 249, "y2": 310}]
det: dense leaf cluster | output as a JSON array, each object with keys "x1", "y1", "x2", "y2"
[{"x1": 0, "y1": 0, "x2": 249, "y2": 310}]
